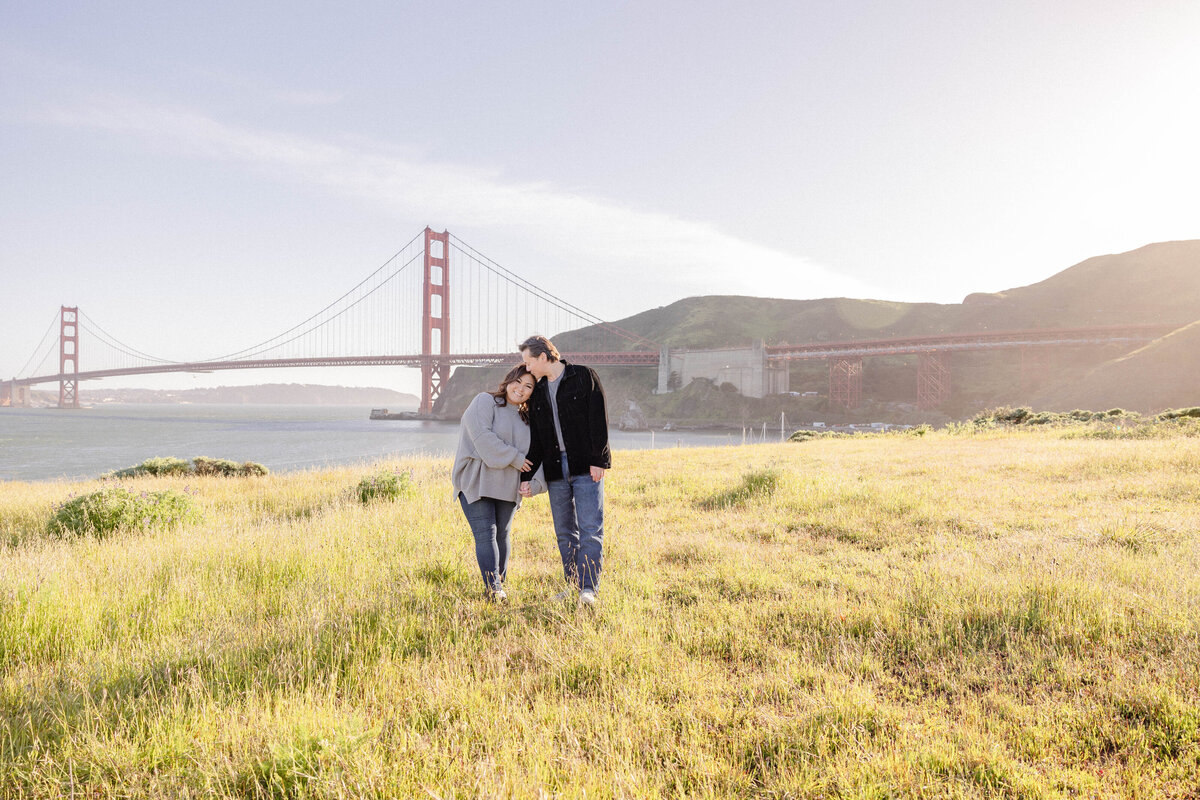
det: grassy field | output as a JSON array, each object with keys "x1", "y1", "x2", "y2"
[{"x1": 2, "y1": 429, "x2": 1199, "y2": 798}]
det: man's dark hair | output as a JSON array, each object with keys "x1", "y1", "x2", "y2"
[{"x1": 518, "y1": 335, "x2": 560, "y2": 362}]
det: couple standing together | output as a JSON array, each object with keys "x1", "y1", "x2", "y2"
[{"x1": 451, "y1": 335, "x2": 609, "y2": 606}]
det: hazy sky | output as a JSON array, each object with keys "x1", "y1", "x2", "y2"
[{"x1": 3, "y1": 1, "x2": 1198, "y2": 393}]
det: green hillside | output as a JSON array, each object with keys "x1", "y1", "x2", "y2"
[
  {"x1": 555, "y1": 297, "x2": 962, "y2": 350},
  {"x1": 974, "y1": 240, "x2": 1200, "y2": 328},
  {"x1": 437, "y1": 240, "x2": 1200, "y2": 420},
  {"x1": 1032, "y1": 319, "x2": 1200, "y2": 413}
]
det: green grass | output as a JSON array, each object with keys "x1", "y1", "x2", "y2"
[{"x1": 1, "y1": 430, "x2": 1198, "y2": 797}]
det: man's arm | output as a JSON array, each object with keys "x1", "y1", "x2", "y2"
[{"x1": 586, "y1": 367, "x2": 610, "y2": 479}]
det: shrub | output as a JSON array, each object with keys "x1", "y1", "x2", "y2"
[
  {"x1": 193, "y1": 457, "x2": 267, "y2": 477},
  {"x1": 108, "y1": 457, "x2": 269, "y2": 479},
  {"x1": 1158, "y1": 407, "x2": 1200, "y2": 421},
  {"x1": 788, "y1": 429, "x2": 851, "y2": 442},
  {"x1": 109, "y1": 457, "x2": 192, "y2": 478},
  {"x1": 193, "y1": 457, "x2": 240, "y2": 476},
  {"x1": 47, "y1": 486, "x2": 201, "y2": 538},
  {"x1": 985, "y1": 406, "x2": 1032, "y2": 425},
  {"x1": 970, "y1": 406, "x2": 1143, "y2": 430},
  {"x1": 357, "y1": 470, "x2": 414, "y2": 504}
]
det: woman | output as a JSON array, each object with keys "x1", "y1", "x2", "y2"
[{"x1": 451, "y1": 364, "x2": 537, "y2": 601}]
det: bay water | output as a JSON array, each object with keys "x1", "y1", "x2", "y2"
[{"x1": 0, "y1": 405, "x2": 755, "y2": 482}]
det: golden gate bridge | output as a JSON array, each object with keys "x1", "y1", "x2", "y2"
[
  {"x1": 1, "y1": 227, "x2": 1180, "y2": 412},
  {"x1": 3, "y1": 228, "x2": 659, "y2": 414}
]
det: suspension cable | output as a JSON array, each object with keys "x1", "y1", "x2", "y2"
[
  {"x1": 448, "y1": 234, "x2": 657, "y2": 349},
  {"x1": 16, "y1": 313, "x2": 60, "y2": 377},
  {"x1": 222, "y1": 250, "x2": 424, "y2": 359},
  {"x1": 449, "y1": 234, "x2": 605, "y2": 323},
  {"x1": 79, "y1": 311, "x2": 179, "y2": 364},
  {"x1": 25, "y1": 333, "x2": 61, "y2": 379},
  {"x1": 209, "y1": 230, "x2": 425, "y2": 361}
]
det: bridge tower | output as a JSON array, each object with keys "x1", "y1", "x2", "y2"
[
  {"x1": 917, "y1": 351, "x2": 951, "y2": 409},
  {"x1": 59, "y1": 306, "x2": 80, "y2": 409},
  {"x1": 420, "y1": 228, "x2": 451, "y2": 415},
  {"x1": 829, "y1": 358, "x2": 862, "y2": 409}
]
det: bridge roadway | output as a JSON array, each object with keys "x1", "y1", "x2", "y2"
[
  {"x1": 764, "y1": 323, "x2": 1178, "y2": 361},
  {"x1": 9, "y1": 351, "x2": 662, "y2": 390},
  {"x1": 5, "y1": 323, "x2": 1178, "y2": 394}
]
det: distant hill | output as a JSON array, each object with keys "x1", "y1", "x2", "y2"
[
  {"x1": 79, "y1": 383, "x2": 420, "y2": 407},
  {"x1": 1031, "y1": 319, "x2": 1200, "y2": 413},
  {"x1": 961, "y1": 240, "x2": 1200, "y2": 329},
  {"x1": 557, "y1": 296, "x2": 957, "y2": 349},
  {"x1": 437, "y1": 240, "x2": 1200, "y2": 420}
]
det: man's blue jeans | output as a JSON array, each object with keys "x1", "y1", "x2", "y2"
[
  {"x1": 457, "y1": 493, "x2": 515, "y2": 592},
  {"x1": 547, "y1": 453, "x2": 605, "y2": 591}
]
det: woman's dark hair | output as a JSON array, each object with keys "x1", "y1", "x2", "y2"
[{"x1": 488, "y1": 364, "x2": 534, "y2": 422}]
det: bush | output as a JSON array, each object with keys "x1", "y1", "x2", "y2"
[
  {"x1": 357, "y1": 471, "x2": 414, "y2": 504},
  {"x1": 47, "y1": 486, "x2": 201, "y2": 538},
  {"x1": 107, "y1": 457, "x2": 269, "y2": 479},
  {"x1": 788, "y1": 429, "x2": 851, "y2": 442},
  {"x1": 109, "y1": 457, "x2": 192, "y2": 478},
  {"x1": 970, "y1": 406, "x2": 1143, "y2": 429},
  {"x1": 193, "y1": 457, "x2": 240, "y2": 476},
  {"x1": 193, "y1": 457, "x2": 268, "y2": 477},
  {"x1": 984, "y1": 406, "x2": 1032, "y2": 425},
  {"x1": 1157, "y1": 407, "x2": 1200, "y2": 421}
]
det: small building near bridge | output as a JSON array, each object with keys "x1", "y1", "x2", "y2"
[{"x1": 656, "y1": 340, "x2": 789, "y2": 399}]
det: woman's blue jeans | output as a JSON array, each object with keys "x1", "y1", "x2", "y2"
[
  {"x1": 547, "y1": 453, "x2": 605, "y2": 591},
  {"x1": 457, "y1": 493, "x2": 516, "y2": 592}
]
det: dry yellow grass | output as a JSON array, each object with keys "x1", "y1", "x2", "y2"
[{"x1": 1, "y1": 429, "x2": 1198, "y2": 798}]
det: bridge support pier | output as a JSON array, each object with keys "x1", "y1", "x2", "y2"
[
  {"x1": 3, "y1": 382, "x2": 31, "y2": 408},
  {"x1": 829, "y1": 358, "x2": 862, "y2": 409},
  {"x1": 917, "y1": 351, "x2": 951, "y2": 409},
  {"x1": 59, "y1": 306, "x2": 80, "y2": 409}
]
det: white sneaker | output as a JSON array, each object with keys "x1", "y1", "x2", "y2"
[
  {"x1": 579, "y1": 589, "x2": 597, "y2": 607},
  {"x1": 491, "y1": 588, "x2": 507, "y2": 603}
]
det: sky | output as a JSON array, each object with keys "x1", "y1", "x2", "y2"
[{"x1": 2, "y1": 0, "x2": 1198, "y2": 395}]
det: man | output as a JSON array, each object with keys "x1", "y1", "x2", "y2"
[{"x1": 518, "y1": 335, "x2": 610, "y2": 606}]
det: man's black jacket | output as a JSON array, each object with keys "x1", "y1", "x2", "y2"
[{"x1": 521, "y1": 361, "x2": 610, "y2": 482}]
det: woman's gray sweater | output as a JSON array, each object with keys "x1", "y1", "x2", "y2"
[{"x1": 452, "y1": 393, "x2": 531, "y2": 504}]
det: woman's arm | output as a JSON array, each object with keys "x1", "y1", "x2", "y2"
[{"x1": 522, "y1": 412, "x2": 544, "y2": 481}]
